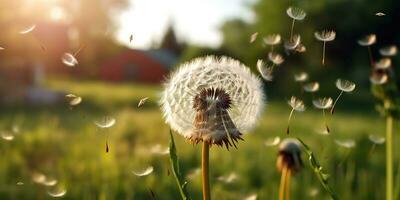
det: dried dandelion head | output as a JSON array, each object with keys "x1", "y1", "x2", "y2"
[
  {"x1": 263, "y1": 34, "x2": 281, "y2": 46},
  {"x1": 286, "y1": 7, "x2": 306, "y2": 21},
  {"x1": 358, "y1": 34, "x2": 376, "y2": 46},
  {"x1": 314, "y1": 30, "x2": 336, "y2": 42},
  {"x1": 277, "y1": 138, "x2": 303, "y2": 173},
  {"x1": 161, "y1": 56, "x2": 265, "y2": 148}
]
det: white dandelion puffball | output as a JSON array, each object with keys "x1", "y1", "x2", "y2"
[{"x1": 160, "y1": 56, "x2": 265, "y2": 141}]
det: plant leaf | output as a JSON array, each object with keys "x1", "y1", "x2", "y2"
[
  {"x1": 169, "y1": 130, "x2": 192, "y2": 200},
  {"x1": 297, "y1": 138, "x2": 339, "y2": 200}
]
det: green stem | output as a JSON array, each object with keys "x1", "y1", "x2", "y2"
[
  {"x1": 202, "y1": 142, "x2": 211, "y2": 200},
  {"x1": 386, "y1": 115, "x2": 393, "y2": 200}
]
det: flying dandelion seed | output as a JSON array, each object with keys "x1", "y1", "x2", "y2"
[
  {"x1": 313, "y1": 97, "x2": 333, "y2": 133},
  {"x1": 160, "y1": 56, "x2": 264, "y2": 199},
  {"x1": 149, "y1": 144, "x2": 169, "y2": 155},
  {"x1": 368, "y1": 134, "x2": 386, "y2": 144},
  {"x1": 47, "y1": 187, "x2": 67, "y2": 198},
  {"x1": 268, "y1": 52, "x2": 284, "y2": 65},
  {"x1": 284, "y1": 34, "x2": 301, "y2": 50},
  {"x1": 257, "y1": 59, "x2": 274, "y2": 81},
  {"x1": 217, "y1": 172, "x2": 239, "y2": 184},
  {"x1": 138, "y1": 97, "x2": 149, "y2": 107},
  {"x1": 295, "y1": 43, "x2": 306, "y2": 53},
  {"x1": 42, "y1": 178, "x2": 58, "y2": 187},
  {"x1": 277, "y1": 138, "x2": 303, "y2": 200},
  {"x1": 375, "y1": 12, "x2": 386, "y2": 16},
  {"x1": 186, "y1": 168, "x2": 201, "y2": 180},
  {"x1": 94, "y1": 116, "x2": 116, "y2": 128},
  {"x1": 132, "y1": 166, "x2": 154, "y2": 177},
  {"x1": 374, "y1": 58, "x2": 391, "y2": 69},
  {"x1": 263, "y1": 34, "x2": 281, "y2": 51},
  {"x1": 250, "y1": 32, "x2": 259, "y2": 43},
  {"x1": 334, "y1": 139, "x2": 356, "y2": 148},
  {"x1": 308, "y1": 187, "x2": 320, "y2": 197},
  {"x1": 16, "y1": 182, "x2": 24, "y2": 186},
  {"x1": 358, "y1": 34, "x2": 377, "y2": 67},
  {"x1": 315, "y1": 30, "x2": 336, "y2": 65},
  {"x1": 294, "y1": 72, "x2": 308, "y2": 82},
  {"x1": 370, "y1": 71, "x2": 388, "y2": 85},
  {"x1": 286, "y1": 96, "x2": 305, "y2": 134},
  {"x1": 243, "y1": 193, "x2": 258, "y2": 200},
  {"x1": 65, "y1": 94, "x2": 82, "y2": 106},
  {"x1": 61, "y1": 53, "x2": 78, "y2": 67},
  {"x1": 315, "y1": 127, "x2": 330, "y2": 135},
  {"x1": 0, "y1": 46, "x2": 4, "y2": 50},
  {"x1": 1, "y1": 131, "x2": 14, "y2": 141},
  {"x1": 12, "y1": 124, "x2": 20, "y2": 134},
  {"x1": 330, "y1": 79, "x2": 356, "y2": 114},
  {"x1": 264, "y1": 136, "x2": 281, "y2": 146},
  {"x1": 379, "y1": 45, "x2": 397, "y2": 57},
  {"x1": 286, "y1": 7, "x2": 306, "y2": 40},
  {"x1": 32, "y1": 173, "x2": 46, "y2": 184},
  {"x1": 19, "y1": 24, "x2": 36, "y2": 34},
  {"x1": 303, "y1": 82, "x2": 319, "y2": 93}
]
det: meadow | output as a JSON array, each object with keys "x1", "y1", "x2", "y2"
[{"x1": 0, "y1": 79, "x2": 396, "y2": 200}]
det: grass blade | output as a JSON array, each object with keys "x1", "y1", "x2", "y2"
[{"x1": 169, "y1": 130, "x2": 192, "y2": 200}]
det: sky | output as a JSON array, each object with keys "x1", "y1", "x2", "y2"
[{"x1": 115, "y1": 0, "x2": 256, "y2": 49}]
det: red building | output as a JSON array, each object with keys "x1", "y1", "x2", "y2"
[{"x1": 100, "y1": 49, "x2": 177, "y2": 84}]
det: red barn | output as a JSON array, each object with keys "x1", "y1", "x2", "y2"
[{"x1": 100, "y1": 49, "x2": 177, "y2": 84}]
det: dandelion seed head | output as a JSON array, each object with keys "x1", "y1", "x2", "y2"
[
  {"x1": 288, "y1": 96, "x2": 305, "y2": 112},
  {"x1": 303, "y1": 82, "x2": 319, "y2": 93},
  {"x1": 312, "y1": 97, "x2": 333, "y2": 109},
  {"x1": 314, "y1": 30, "x2": 336, "y2": 42},
  {"x1": 358, "y1": 34, "x2": 376, "y2": 46},
  {"x1": 257, "y1": 59, "x2": 274, "y2": 81},
  {"x1": 268, "y1": 52, "x2": 284, "y2": 65},
  {"x1": 284, "y1": 35, "x2": 301, "y2": 50},
  {"x1": 286, "y1": 7, "x2": 307, "y2": 21},
  {"x1": 294, "y1": 72, "x2": 308, "y2": 82},
  {"x1": 336, "y1": 79, "x2": 356, "y2": 92},
  {"x1": 379, "y1": 45, "x2": 397, "y2": 57},
  {"x1": 263, "y1": 34, "x2": 281, "y2": 45},
  {"x1": 368, "y1": 134, "x2": 385, "y2": 144},
  {"x1": 277, "y1": 138, "x2": 303, "y2": 173},
  {"x1": 160, "y1": 56, "x2": 265, "y2": 145},
  {"x1": 374, "y1": 58, "x2": 391, "y2": 69}
]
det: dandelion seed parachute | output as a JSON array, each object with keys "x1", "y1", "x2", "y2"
[{"x1": 160, "y1": 56, "x2": 265, "y2": 145}]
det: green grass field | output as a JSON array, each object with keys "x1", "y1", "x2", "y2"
[{"x1": 0, "y1": 79, "x2": 398, "y2": 200}]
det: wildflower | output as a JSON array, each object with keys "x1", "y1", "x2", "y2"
[
  {"x1": 286, "y1": 96, "x2": 305, "y2": 134},
  {"x1": 277, "y1": 138, "x2": 303, "y2": 200},
  {"x1": 314, "y1": 30, "x2": 336, "y2": 65},
  {"x1": 330, "y1": 79, "x2": 356, "y2": 114}
]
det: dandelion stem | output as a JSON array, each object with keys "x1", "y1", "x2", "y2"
[
  {"x1": 290, "y1": 19, "x2": 295, "y2": 41},
  {"x1": 367, "y1": 46, "x2": 374, "y2": 67},
  {"x1": 322, "y1": 42, "x2": 326, "y2": 65},
  {"x1": 287, "y1": 108, "x2": 295, "y2": 134},
  {"x1": 285, "y1": 169, "x2": 292, "y2": 200},
  {"x1": 202, "y1": 142, "x2": 211, "y2": 200},
  {"x1": 331, "y1": 91, "x2": 343, "y2": 114},
  {"x1": 386, "y1": 114, "x2": 393, "y2": 200},
  {"x1": 279, "y1": 165, "x2": 288, "y2": 200}
]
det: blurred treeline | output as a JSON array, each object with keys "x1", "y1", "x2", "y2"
[{"x1": 181, "y1": 0, "x2": 400, "y2": 101}]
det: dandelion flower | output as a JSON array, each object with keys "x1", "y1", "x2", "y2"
[
  {"x1": 265, "y1": 136, "x2": 281, "y2": 147},
  {"x1": 330, "y1": 79, "x2": 356, "y2": 114},
  {"x1": 284, "y1": 34, "x2": 301, "y2": 50},
  {"x1": 370, "y1": 71, "x2": 388, "y2": 85},
  {"x1": 257, "y1": 59, "x2": 274, "y2": 81},
  {"x1": 379, "y1": 45, "x2": 397, "y2": 57},
  {"x1": 268, "y1": 52, "x2": 285, "y2": 65},
  {"x1": 277, "y1": 138, "x2": 303, "y2": 200},
  {"x1": 303, "y1": 82, "x2": 319, "y2": 93},
  {"x1": 286, "y1": 7, "x2": 306, "y2": 40},
  {"x1": 250, "y1": 32, "x2": 258, "y2": 43},
  {"x1": 313, "y1": 97, "x2": 333, "y2": 133},
  {"x1": 314, "y1": 30, "x2": 336, "y2": 65},
  {"x1": 294, "y1": 72, "x2": 308, "y2": 82},
  {"x1": 286, "y1": 96, "x2": 305, "y2": 134},
  {"x1": 263, "y1": 34, "x2": 281, "y2": 51},
  {"x1": 374, "y1": 58, "x2": 391, "y2": 69},
  {"x1": 160, "y1": 56, "x2": 264, "y2": 199},
  {"x1": 358, "y1": 34, "x2": 376, "y2": 67}
]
